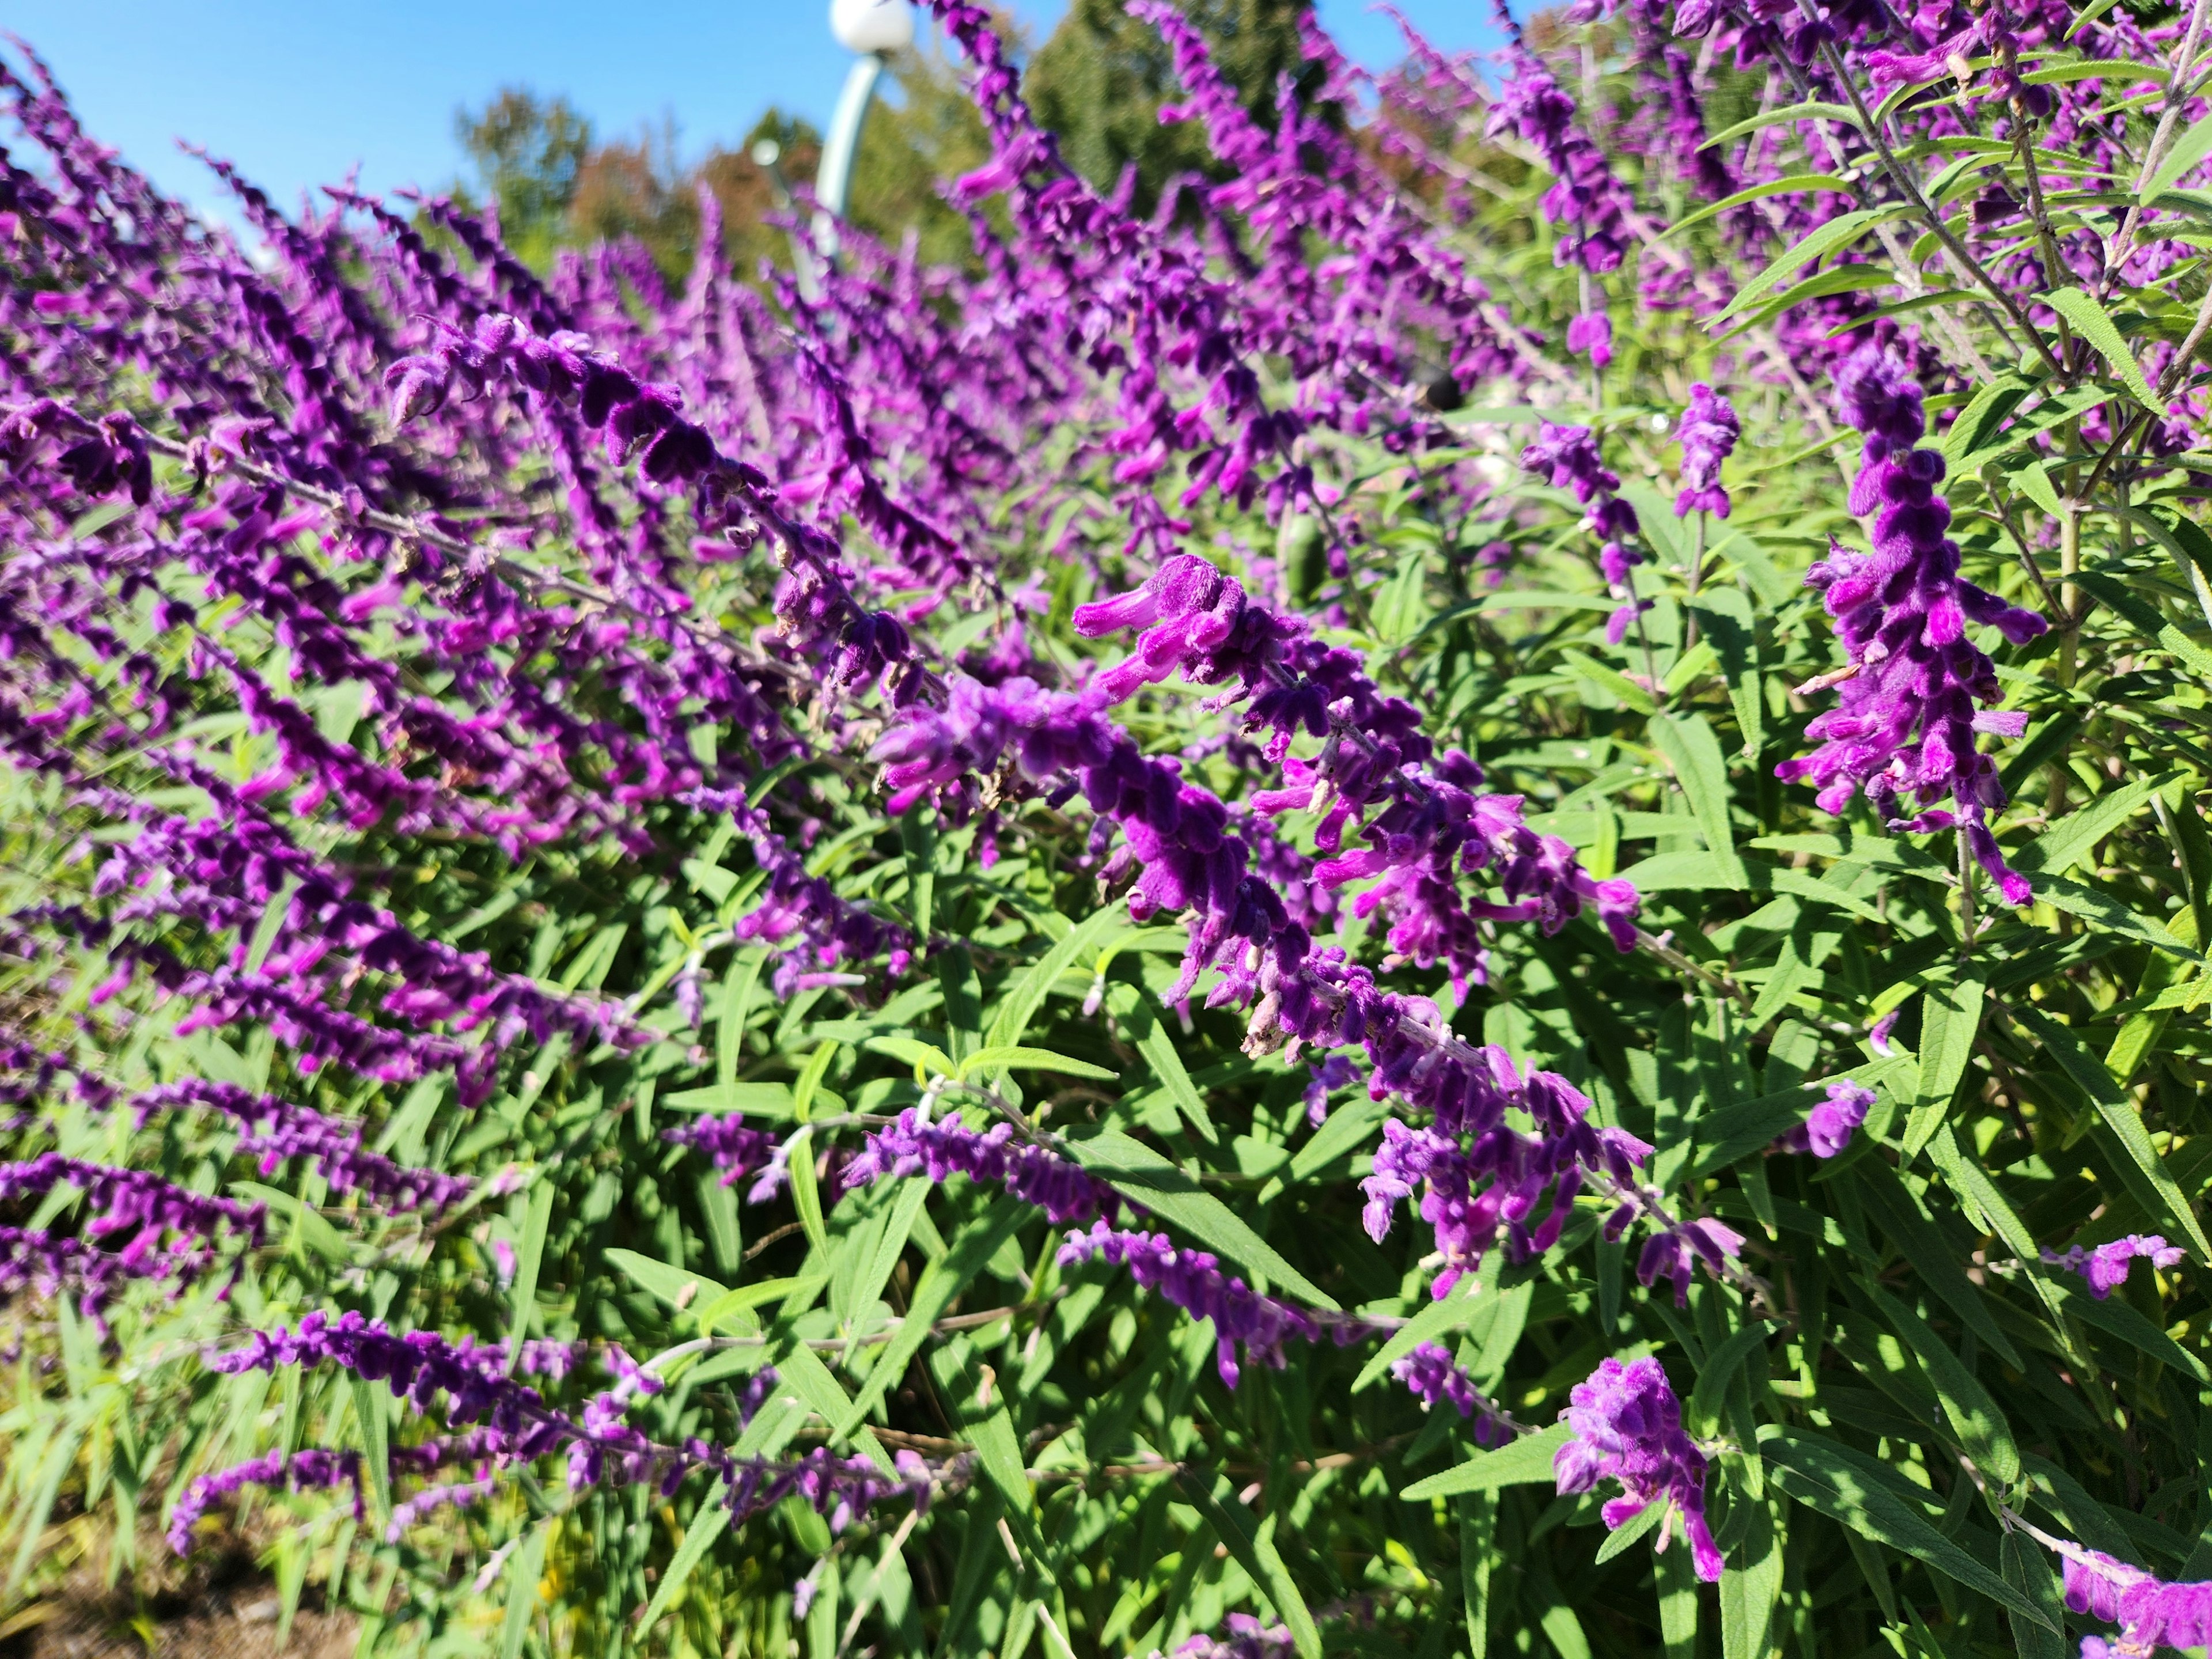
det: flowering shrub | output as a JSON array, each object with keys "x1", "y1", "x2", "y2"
[{"x1": 5, "y1": 0, "x2": 2212, "y2": 1653}]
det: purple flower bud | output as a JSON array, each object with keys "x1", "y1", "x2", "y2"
[
  {"x1": 1771, "y1": 1079, "x2": 1875, "y2": 1159},
  {"x1": 1554, "y1": 1356, "x2": 1722, "y2": 1582}
]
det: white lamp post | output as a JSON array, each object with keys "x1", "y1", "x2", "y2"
[{"x1": 815, "y1": 0, "x2": 916, "y2": 263}]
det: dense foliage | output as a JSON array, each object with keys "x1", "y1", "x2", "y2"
[{"x1": 7, "y1": 1, "x2": 2212, "y2": 1657}]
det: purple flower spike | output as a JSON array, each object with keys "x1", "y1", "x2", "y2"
[
  {"x1": 169, "y1": 1450, "x2": 365, "y2": 1555},
  {"x1": 1520, "y1": 423, "x2": 1641, "y2": 600},
  {"x1": 1674, "y1": 384, "x2": 1739, "y2": 518},
  {"x1": 1058, "y1": 1221, "x2": 1364, "y2": 1388},
  {"x1": 1484, "y1": 51, "x2": 1633, "y2": 274},
  {"x1": 843, "y1": 1109, "x2": 1120, "y2": 1225},
  {"x1": 2043, "y1": 1234, "x2": 2184, "y2": 1298},
  {"x1": 1772, "y1": 1079, "x2": 1876, "y2": 1158},
  {"x1": 1776, "y1": 339, "x2": 2046, "y2": 905},
  {"x1": 1554, "y1": 1356, "x2": 1722, "y2": 1582}
]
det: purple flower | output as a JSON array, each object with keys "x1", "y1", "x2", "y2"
[
  {"x1": 1674, "y1": 384, "x2": 1739, "y2": 518},
  {"x1": 1776, "y1": 340, "x2": 2046, "y2": 904},
  {"x1": 663, "y1": 1114, "x2": 780, "y2": 1191},
  {"x1": 1553, "y1": 1356, "x2": 1722, "y2": 1582},
  {"x1": 1391, "y1": 1341, "x2": 1515, "y2": 1444},
  {"x1": 1566, "y1": 312, "x2": 1614, "y2": 368},
  {"x1": 1772, "y1": 1079, "x2": 1876, "y2": 1158},
  {"x1": 1620, "y1": 1213, "x2": 1748, "y2": 1308},
  {"x1": 2044, "y1": 1234, "x2": 2184, "y2": 1299},
  {"x1": 1361, "y1": 1046, "x2": 1652, "y2": 1297},
  {"x1": 1302, "y1": 1052, "x2": 1361, "y2": 1126},
  {"x1": 2062, "y1": 1547, "x2": 2212, "y2": 1653},
  {"x1": 1171, "y1": 1615, "x2": 1296, "y2": 1659}
]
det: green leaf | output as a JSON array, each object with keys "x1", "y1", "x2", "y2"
[
  {"x1": 2144, "y1": 107, "x2": 2212, "y2": 199},
  {"x1": 986, "y1": 907, "x2": 1127, "y2": 1050},
  {"x1": 499, "y1": 1522, "x2": 551, "y2": 1659},
  {"x1": 1593, "y1": 1499, "x2": 1666, "y2": 1563},
  {"x1": 833, "y1": 1198, "x2": 1028, "y2": 1438},
  {"x1": 2002, "y1": 1532, "x2": 2070, "y2": 1659},
  {"x1": 1178, "y1": 1475, "x2": 1323, "y2": 1659},
  {"x1": 2041, "y1": 1268, "x2": 2209, "y2": 1381},
  {"x1": 69, "y1": 498, "x2": 135, "y2": 540},
  {"x1": 6, "y1": 1416, "x2": 82, "y2": 1600},
  {"x1": 1615, "y1": 849, "x2": 1748, "y2": 893},
  {"x1": 1941, "y1": 377, "x2": 2033, "y2": 469},
  {"x1": 1762, "y1": 1432, "x2": 2053, "y2": 1628},
  {"x1": 1923, "y1": 1126, "x2": 2039, "y2": 1260},
  {"x1": 2010, "y1": 460, "x2": 2062, "y2": 516},
  {"x1": 1400, "y1": 1422, "x2": 1573, "y2": 1497},
  {"x1": 1373, "y1": 548, "x2": 1431, "y2": 645},
  {"x1": 1559, "y1": 649, "x2": 1658, "y2": 715},
  {"x1": 787, "y1": 1043, "x2": 839, "y2": 1255},
  {"x1": 2073, "y1": 570, "x2": 2212, "y2": 677},
  {"x1": 1866, "y1": 1285, "x2": 2020, "y2": 1484},
  {"x1": 2044, "y1": 288, "x2": 2160, "y2": 407},
  {"x1": 1658, "y1": 174, "x2": 1853, "y2": 238},
  {"x1": 2035, "y1": 870, "x2": 2206, "y2": 960},
  {"x1": 1125, "y1": 999, "x2": 1217, "y2": 1143},
  {"x1": 1064, "y1": 1130, "x2": 1338, "y2": 1308},
  {"x1": 777, "y1": 1341, "x2": 896, "y2": 1472},
  {"x1": 503, "y1": 1177, "x2": 555, "y2": 1374},
  {"x1": 1657, "y1": 1536, "x2": 1700, "y2": 1659},
  {"x1": 1902, "y1": 978, "x2": 1982, "y2": 1160},
  {"x1": 226, "y1": 1181, "x2": 348, "y2": 1263},
  {"x1": 2018, "y1": 773, "x2": 2171, "y2": 878},
  {"x1": 1698, "y1": 101, "x2": 1857, "y2": 150},
  {"x1": 1286, "y1": 1094, "x2": 1387, "y2": 1183},
  {"x1": 605, "y1": 1248, "x2": 729, "y2": 1313},
  {"x1": 243, "y1": 876, "x2": 301, "y2": 974},
  {"x1": 1714, "y1": 209, "x2": 1890, "y2": 322},
  {"x1": 868, "y1": 1034, "x2": 955, "y2": 1076},
  {"x1": 966, "y1": 1404, "x2": 1035, "y2": 1518},
  {"x1": 1457, "y1": 1494, "x2": 1497, "y2": 1659},
  {"x1": 350, "y1": 1376, "x2": 391, "y2": 1524},
  {"x1": 2016, "y1": 1007, "x2": 2212, "y2": 1262},
  {"x1": 1719, "y1": 1498, "x2": 1783, "y2": 1659},
  {"x1": 1651, "y1": 713, "x2": 1746, "y2": 885},
  {"x1": 662, "y1": 1081, "x2": 798, "y2": 1118},
  {"x1": 1688, "y1": 1323, "x2": 1774, "y2": 1438},
  {"x1": 636, "y1": 1502, "x2": 726, "y2": 1637},
  {"x1": 693, "y1": 1274, "x2": 827, "y2": 1334},
  {"x1": 1853, "y1": 1162, "x2": 2025, "y2": 1368},
  {"x1": 955, "y1": 1045, "x2": 1118, "y2": 1082}
]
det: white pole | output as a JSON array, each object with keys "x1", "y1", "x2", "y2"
[
  {"x1": 812, "y1": 53, "x2": 886, "y2": 263},
  {"x1": 816, "y1": 0, "x2": 915, "y2": 268}
]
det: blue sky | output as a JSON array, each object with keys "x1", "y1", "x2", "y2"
[{"x1": 2, "y1": 2, "x2": 1497, "y2": 233}]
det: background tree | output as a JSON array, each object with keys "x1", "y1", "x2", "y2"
[
  {"x1": 452, "y1": 88, "x2": 594, "y2": 270},
  {"x1": 450, "y1": 37, "x2": 990, "y2": 284},
  {"x1": 1024, "y1": 0, "x2": 1315, "y2": 212}
]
